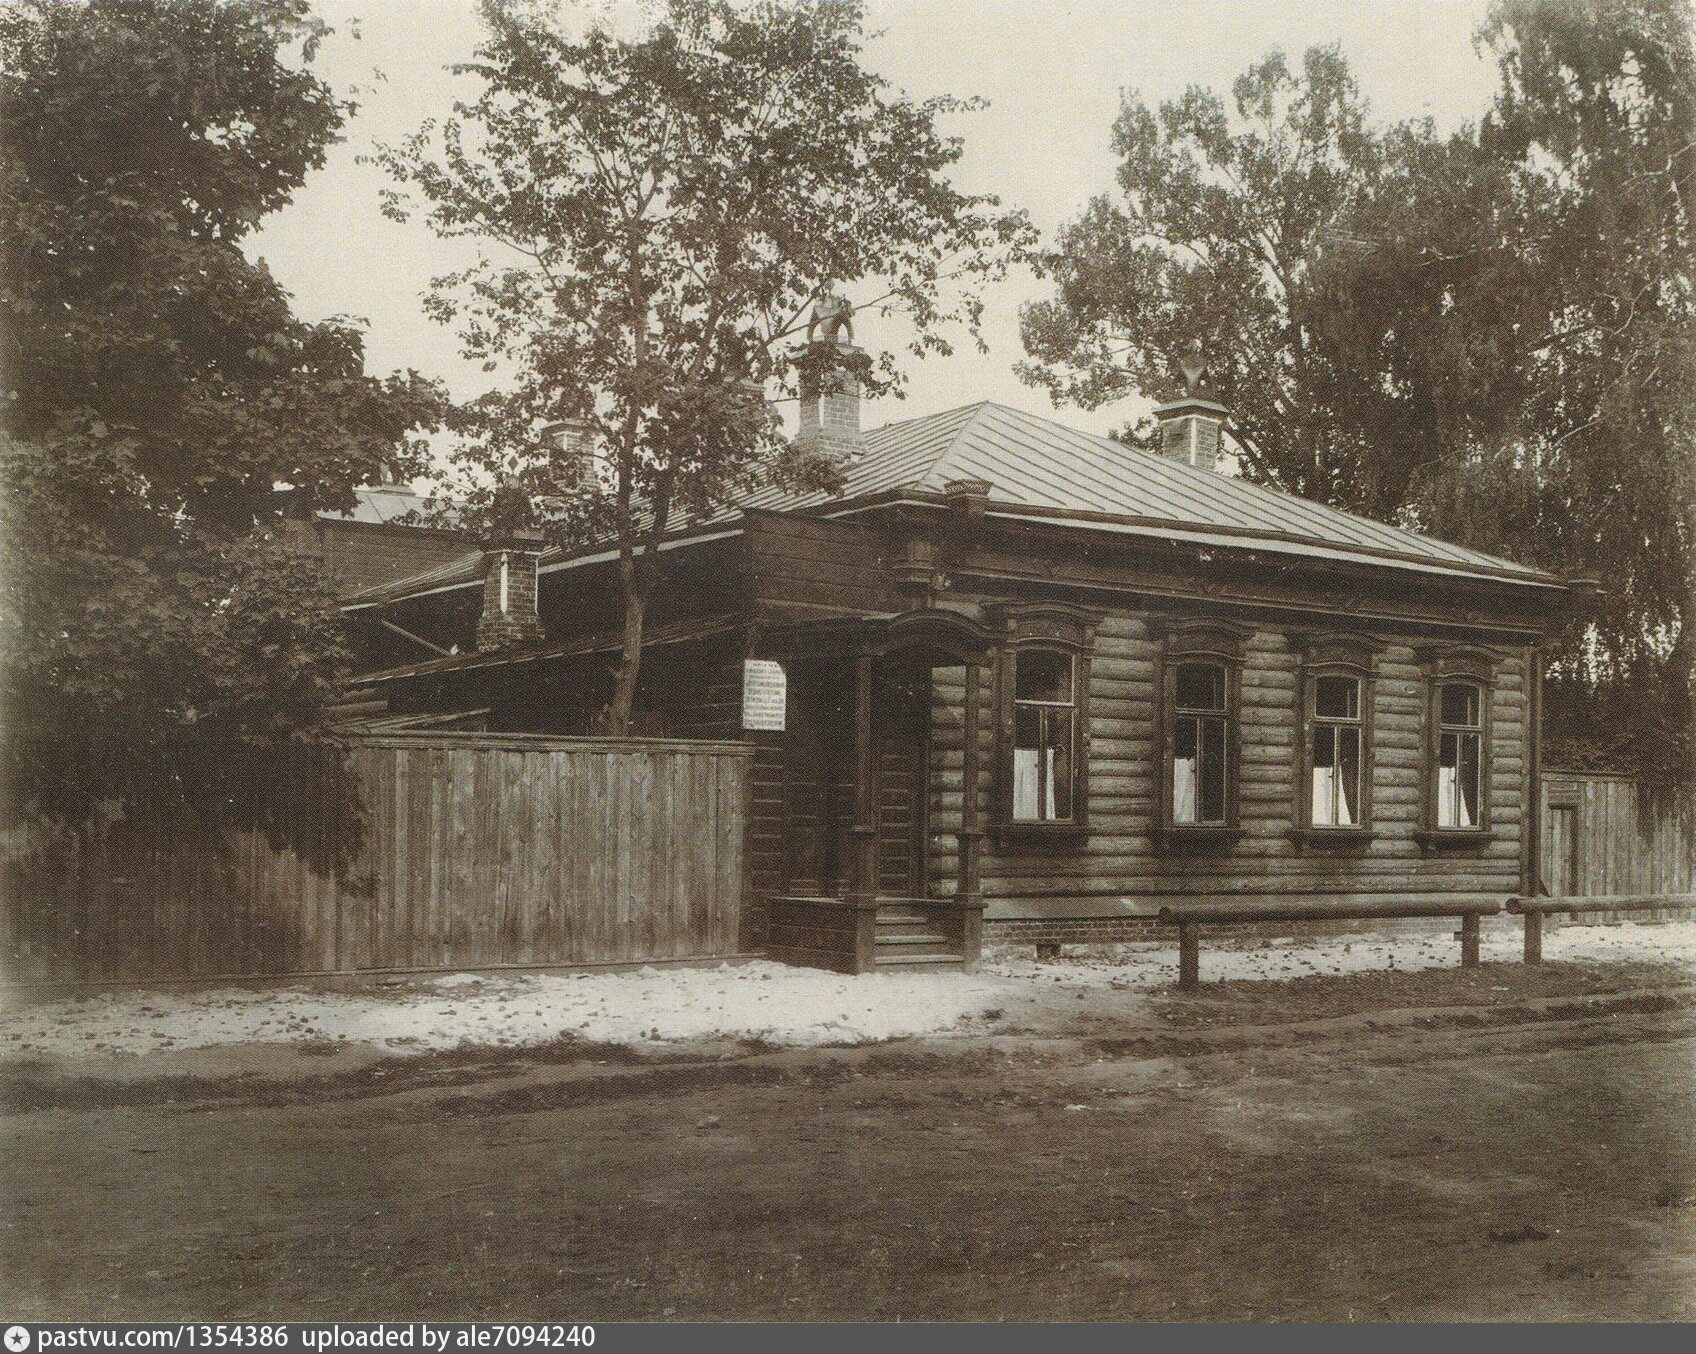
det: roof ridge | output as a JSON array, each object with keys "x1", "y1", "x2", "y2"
[
  {"x1": 920, "y1": 400, "x2": 1000, "y2": 489},
  {"x1": 864, "y1": 397, "x2": 994, "y2": 438}
]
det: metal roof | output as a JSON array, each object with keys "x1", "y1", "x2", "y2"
[
  {"x1": 346, "y1": 400, "x2": 1560, "y2": 608},
  {"x1": 739, "y1": 402, "x2": 1552, "y2": 580},
  {"x1": 354, "y1": 615, "x2": 746, "y2": 685},
  {"x1": 317, "y1": 483, "x2": 436, "y2": 526}
]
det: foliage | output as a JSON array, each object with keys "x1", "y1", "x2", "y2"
[
  {"x1": 376, "y1": 0, "x2": 1033, "y2": 732},
  {"x1": 1019, "y1": 47, "x2": 1429, "y2": 514},
  {"x1": 1418, "y1": 0, "x2": 1695, "y2": 781},
  {"x1": 0, "y1": 0, "x2": 445, "y2": 833},
  {"x1": 1020, "y1": 3, "x2": 1695, "y2": 781}
]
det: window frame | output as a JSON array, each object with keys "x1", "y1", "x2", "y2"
[
  {"x1": 990, "y1": 604, "x2": 1100, "y2": 843},
  {"x1": 1152, "y1": 619, "x2": 1248, "y2": 849},
  {"x1": 1414, "y1": 645, "x2": 1498, "y2": 848},
  {"x1": 1290, "y1": 633, "x2": 1380, "y2": 846}
]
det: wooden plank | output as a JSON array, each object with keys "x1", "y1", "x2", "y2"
[
  {"x1": 586, "y1": 753, "x2": 611, "y2": 964},
  {"x1": 445, "y1": 747, "x2": 475, "y2": 966},
  {"x1": 666, "y1": 752, "x2": 688, "y2": 958},
  {"x1": 698, "y1": 752, "x2": 720, "y2": 956},
  {"x1": 495, "y1": 748, "x2": 521, "y2": 964},
  {"x1": 533, "y1": 751, "x2": 557, "y2": 965},
  {"x1": 560, "y1": 750, "x2": 583, "y2": 963}
]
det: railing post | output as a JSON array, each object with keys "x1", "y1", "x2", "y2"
[
  {"x1": 1523, "y1": 910, "x2": 1542, "y2": 965},
  {"x1": 1177, "y1": 921, "x2": 1200, "y2": 991},
  {"x1": 1460, "y1": 911, "x2": 1481, "y2": 967}
]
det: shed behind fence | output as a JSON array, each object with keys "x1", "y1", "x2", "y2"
[{"x1": 2, "y1": 734, "x2": 751, "y2": 986}]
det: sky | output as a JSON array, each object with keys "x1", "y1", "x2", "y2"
[{"x1": 248, "y1": 0, "x2": 1506, "y2": 455}]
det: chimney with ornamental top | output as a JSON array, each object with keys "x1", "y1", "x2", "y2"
[
  {"x1": 1153, "y1": 340, "x2": 1228, "y2": 473},
  {"x1": 796, "y1": 287, "x2": 865, "y2": 465}
]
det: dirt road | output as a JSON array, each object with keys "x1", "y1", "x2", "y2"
[{"x1": 4, "y1": 962, "x2": 1694, "y2": 1321}]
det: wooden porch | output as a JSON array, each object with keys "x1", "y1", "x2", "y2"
[{"x1": 758, "y1": 609, "x2": 992, "y2": 974}]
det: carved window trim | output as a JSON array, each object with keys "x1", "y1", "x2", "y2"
[
  {"x1": 1151, "y1": 619, "x2": 1249, "y2": 849},
  {"x1": 989, "y1": 604, "x2": 1100, "y2": 843},
  {"x1": 1290, "y1": 633, "x2": 1381, "y2": 847},
  {"x1": 1413, "y1": 644, "x2": 1499, "y2": 849}
]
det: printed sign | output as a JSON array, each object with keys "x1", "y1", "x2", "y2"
[{"x1": 741, "y1": 658, "x2": 787, "y2": 732}]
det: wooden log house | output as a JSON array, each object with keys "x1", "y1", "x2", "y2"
[{"x1": 334, "y1": 319, "x2": 1573, "y2": 973}]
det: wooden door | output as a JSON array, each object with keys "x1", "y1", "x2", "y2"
[
  {"x1": 781, "y1": 663, "x2": 853, "y2": 895},
  {"x1": 1544, "y1": 803, "x2": 1579, "y2": 898},
  {"x1": 873, "y1": 664, "x2": 930, "y2": 899},
  {"x1": 778, "y1": 658, "x2": 930, "y2": 900}
]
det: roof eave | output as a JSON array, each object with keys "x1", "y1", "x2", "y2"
[
  {"x1": 813, "y1": 494, "x2": 1565, "y2": 590},
  {"x1": 342, "y1": 484, "x2": 1568, "y2": 614}
]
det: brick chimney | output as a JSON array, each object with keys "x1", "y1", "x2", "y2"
[
  {"x1": 796, "y1": 289, "x2": 864, "y2": 464},
  {"x1": 475, "y1": 484, "x2": 545, "y2": 651},
  {"x1": 1153, "y1": 340, "x2": 1228, "y2": 473},
  {"x1": 542, "y1": 419, "x2": 601, "y2": 493}
]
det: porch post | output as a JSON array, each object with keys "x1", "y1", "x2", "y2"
[
  {"x1": 848, "y1": 652, "x2": 879, "y2": 906},
  {"x1": 958, "y1": 661, "x2": 984, "y2": 908},
  {"x1": 952, "y1": 659, "x2": 988, "y2": 970}
]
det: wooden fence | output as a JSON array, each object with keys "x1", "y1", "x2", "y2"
[
  {"x1": 2, "y1": 733, "x2": 751, "y2": 987},
  {"x1": 1541, "y1": 769, "x2": 1695, "y2": 919}
]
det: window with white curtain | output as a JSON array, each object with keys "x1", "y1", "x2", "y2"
[
  {"x1": 1309, "y1": 674, "x2": 1363, "y2": 827},
  {"x1": 1011, "y1": 649, "x2": 1075, "y2": 822},
  {"x1": 1436, "y1": 681, "x2": 1483, "y2": 829},
  {"x1": 1172, "y1": 661, "x2": 1228, "y2": 825}
]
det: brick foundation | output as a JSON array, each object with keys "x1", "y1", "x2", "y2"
[{"x1": 985, "y1": 914, "x2": 1470, "y2": 951}]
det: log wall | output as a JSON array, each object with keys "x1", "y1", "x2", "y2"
[{"x1": 926, "y1": 612, "x2": 1531, "y2": 919}]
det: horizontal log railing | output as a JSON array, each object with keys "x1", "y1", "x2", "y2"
[
  {"x1": 1506, "y1": 893, "x2": 1696, "y2": 964},
  {"x1": 1155, "y1": 898, "x2": 1504, "y2": 991}
]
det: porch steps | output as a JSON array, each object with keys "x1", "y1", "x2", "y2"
[
  {"x1": 875, "y1": 918, "x2": 942, "y2": 937},
  {"x1": 875, "y1": 951, "x2": 966, "y2": 969},
  {"x1": 875, "y1": 931, "x2": 951, "y2": 949},
  {"x1": 873, "y1": 913, "x2": 959, "y2": 968},
  {"x1": 877, "y1": 910, "x2": 931, "y2": 924},
  {"x1": 766, "y1": 896, "x2": 976, "y2": 973}
]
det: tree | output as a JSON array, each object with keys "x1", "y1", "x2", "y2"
[
  {"x1": 0, "y1": 0, "x2": 445, "y2": 834},
  {"x1": 376, "y1": 0, "x2": 1033, "y2": 733},
  {"x1": 1020, "y1": 5, "x2": 1695, "y2": 781},
  {"x1": 1411, "y1": 0, "x2": 1696, "y2": 779},
  {"x1": 1017, "y1": 47, "x2": 1444, "y2": 517}
]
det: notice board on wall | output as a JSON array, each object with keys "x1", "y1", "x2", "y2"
[{"x1": 741, "y1": 659, "x2": 787, "y2": 732}]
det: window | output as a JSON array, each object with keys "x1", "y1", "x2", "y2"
[
  {"x1": 1290, "y1": 633, "x2": 1379, "y2": 843},
  {"x1": 1154, "y1": 619, "x2": 1247, "y2": 844},
  {"x1": 1414, "y1": 644, "x2": 1496, "y2": 845},
  {"x1": 1172, "y1": 662, "x2": 1228, "y2": 825},
  {"x1": 1436, "y1": 681, "x2": 1483, "y2": 829},
  {"x1": 1310, "y1": 676, "x2": 1363, "y2": 827},
  {"x1": 1310, "y1": 675, "x2": 1363, "y2": 827},
  {"x1": 1011, "y1": 650, "x2": 1075, "y2": 822},
  {"x1": 991, "y1": 603, "x2": 1100, "y2": 838}
]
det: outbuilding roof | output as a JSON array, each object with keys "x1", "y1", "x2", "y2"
[
  {"x1": 345, "y1": 399, "x2": 1562, "y2": 608},
  {"x1": 318, "y1": 482, "x2": 436, "y2": 526}
]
